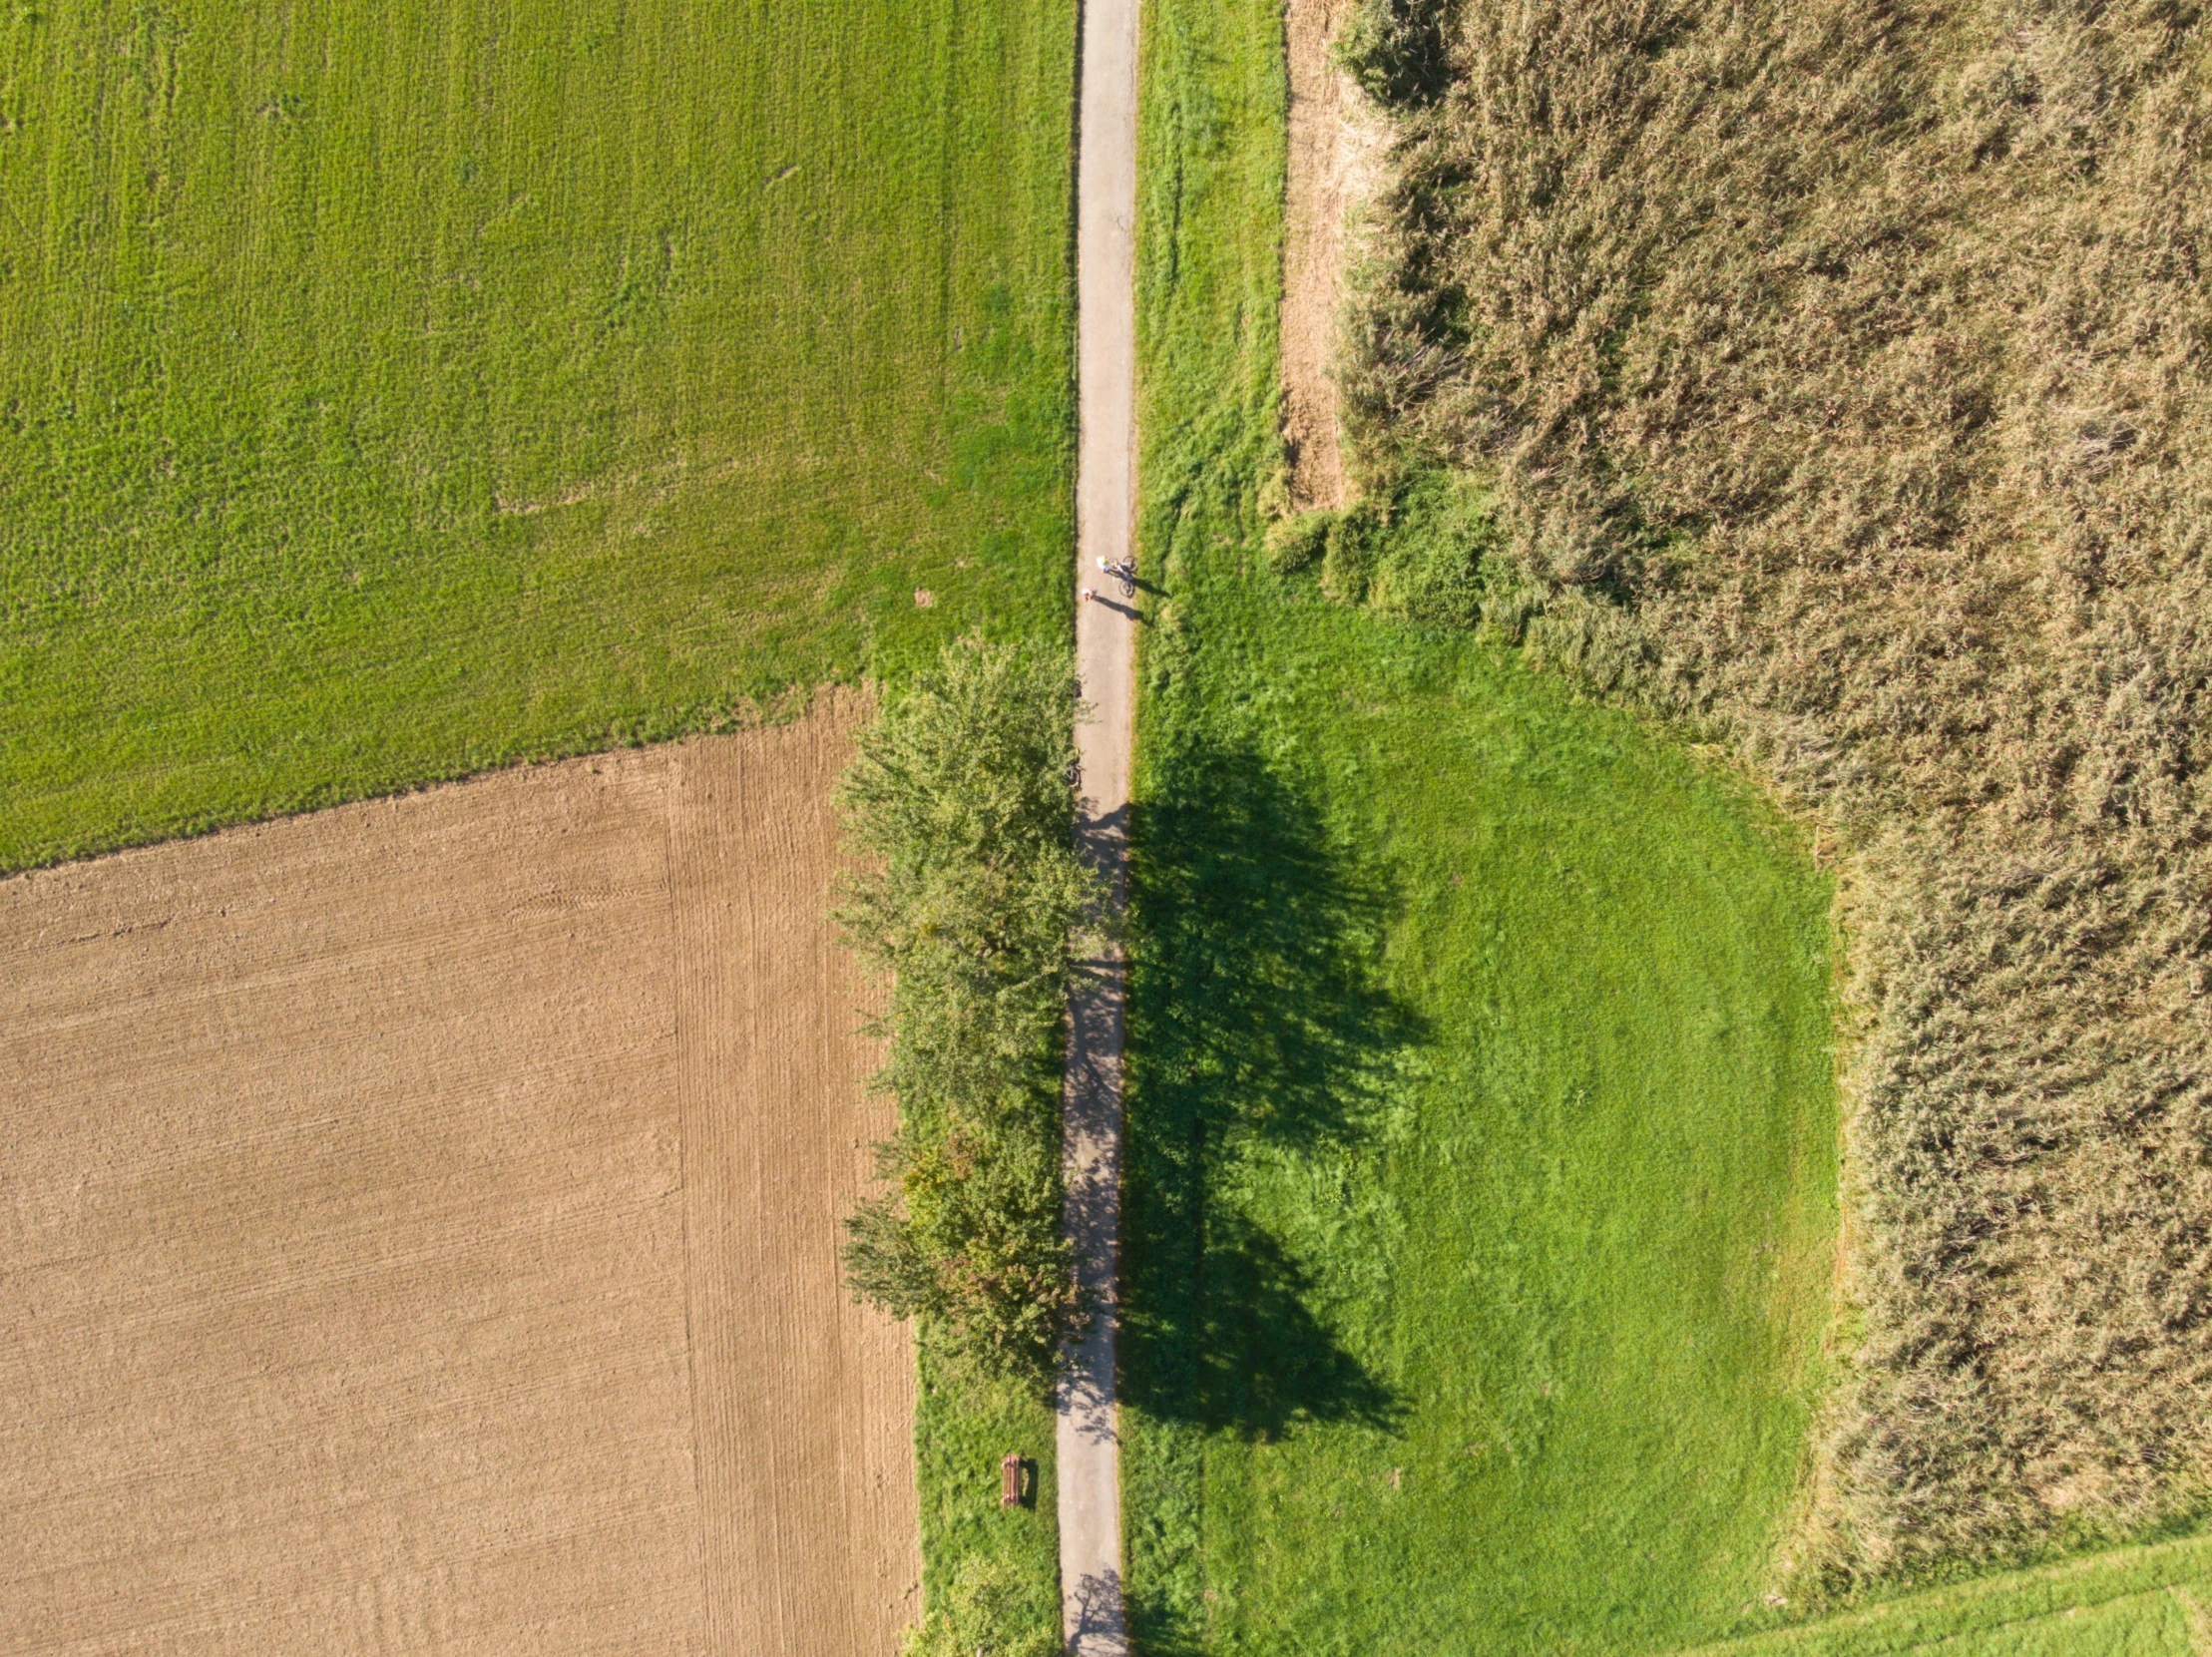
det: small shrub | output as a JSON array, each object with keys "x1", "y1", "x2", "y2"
[
  {"x1": 1264, "y1": 507, "x2": 1336, "y2": 574},
  {"x1": 1299, "y1": 470, "x2": 1495, "y2": 624},
  {"x1": 1365, "y1": 470, "x2": 1493, "y2": 627},
  {"x1": 902, "y1": 1551, "x2": 1061, "y2": 1657},
  {"x1": 1319, "y1": 500, "x2": 1383, "y2": 604},
  {"x1": 1332, "y1": 0, "x2": 1456, "y2": 111}
]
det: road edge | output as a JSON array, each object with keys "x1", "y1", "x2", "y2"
[{"x1": 1059, "y1": 0, "x2": 1142, "y2": 1648}]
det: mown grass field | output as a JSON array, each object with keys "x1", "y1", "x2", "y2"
[
  {"x1": 1124, "y1": 552, "x2": 1842, "y2": 1657},
  {"x1": 0, "y1": 0, "x2": 1073, "y2": 869},
  {"x1": 1674, "y1": 1531, "x2": 2212, "y2": 1657},
  {"x1": 1122, "y1": 3, "x2": 1841, "y2": 1651}
]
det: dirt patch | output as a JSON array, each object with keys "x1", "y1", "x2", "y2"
[
  {"x1": 1281, "y1": 0, "x2": 1389, "y2": 511},
  {"x1": 0, "y1": 700, "x2": 917, "y2": 1656}
]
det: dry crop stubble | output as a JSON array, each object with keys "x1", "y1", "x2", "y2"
[
  {"x1": 1344, "y1": 0, "x2": 2212, "y2": 1577},
  {"x1": 1279, "y1": 0, "x2": 1389, "y2": 512},
  {"x1": 0, "y1": 700, "x2": 915, "y2": 1656}
]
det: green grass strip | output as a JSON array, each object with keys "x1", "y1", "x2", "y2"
[
  {"x1": 913, "y1": 1338, "x2": 1063, "y2": 1649},
  {"x1": 1669, "y1": 1531, "x2": 2212, "y2": 1656}
]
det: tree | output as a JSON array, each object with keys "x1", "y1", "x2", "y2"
[{"x1": 835, "y1": 638, "x2": 1100, "y2": 1389}]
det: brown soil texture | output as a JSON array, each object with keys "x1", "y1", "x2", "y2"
[
  {"x1": 0, "y1": 700, "x2": 917, "y2": 1656},
  {"x1": 1280, "y1": 0, "x2": 1386, "y2": 511}
]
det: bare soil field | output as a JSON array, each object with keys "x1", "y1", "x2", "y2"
[
  {"x1": 1280, "y1": 0, "x2": 1387, "y2": 511},
  {"x1": 0, "y1": 699, "x2": 917, "y2": 1657}
]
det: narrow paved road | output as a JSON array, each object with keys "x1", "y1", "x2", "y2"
[{"x1": 1061, "y1": 0, "x2": 1140, "y2": 1649}]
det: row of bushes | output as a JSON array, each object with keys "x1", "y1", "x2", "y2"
[{"x1": 835, "y1": 638, "x2": 1099, "y2": 1392}]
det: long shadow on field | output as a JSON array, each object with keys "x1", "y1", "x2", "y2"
[{"x1": 1121, "y1": 734, "x2": 1419, "y2": 1446}]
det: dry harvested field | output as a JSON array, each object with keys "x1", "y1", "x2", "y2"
[
  {"x1": 1279, "y1": 0, "x2": 1388, "y2": 513},
  {"x1": 0, "y1": 699, "x2": 916, "y2": 1657}
]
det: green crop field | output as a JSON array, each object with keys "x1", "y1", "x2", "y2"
[
  {"x1": 0, "y1": 0, "x2": 1074, "y2": 869},
  {"x1": 1121, "y1": 2, "x2": 1841, "y2": 1652}
]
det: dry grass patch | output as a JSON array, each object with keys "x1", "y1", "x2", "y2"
[
  {"x1": 1342, "y1": 0, "x2": 2212, "y2": 1580},
  {"x1": 0, "y1": 703, "x2": 917, "y2": 1656}
]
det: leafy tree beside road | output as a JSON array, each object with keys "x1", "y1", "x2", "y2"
[{"x1": 836, "y1": 638, "x2": 1101, "y2": 1390}]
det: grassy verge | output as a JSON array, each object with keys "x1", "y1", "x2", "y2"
[
  {"x1": 1123, "y1": 2, "x2": 1840, "y2": 1651},
  {"x1": 913, "y1": 1337, "x2": 1063, "y2": 1650},
  {"x1": 832, "y1": 639, "x2": 1087, "y2": 1655},
  {"x1": 0, "y1": 0, "x2": 1074, "y2": 869}
]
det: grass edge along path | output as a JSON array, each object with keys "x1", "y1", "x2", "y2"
[
  {"x1": 1667, "y1": 1529, "x2": 2212, "y2": 1656},
  {"x1": 1121, "y1": 0, "x2": 1841, "y2": 1652},
  {"x1": 912, "y1": 1335, "x2": 1066, "y2": 1654}
]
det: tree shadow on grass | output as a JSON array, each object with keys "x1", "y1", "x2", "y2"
[{"x1": 1122, "y1": 733, "x2": 1424, "y2": 1445}]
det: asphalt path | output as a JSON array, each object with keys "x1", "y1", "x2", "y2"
[{"x1": 1060, "y1": 0, "x2": 1140, "y2": 1649}]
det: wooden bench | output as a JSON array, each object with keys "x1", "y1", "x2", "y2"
[{"x1": 1001, "y1": 1451, "x2": 1025, "y2": 1508}]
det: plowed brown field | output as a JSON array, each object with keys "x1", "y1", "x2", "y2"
[{"x1": 0, "y1": 699, "x2": 917, "y2": 1657}]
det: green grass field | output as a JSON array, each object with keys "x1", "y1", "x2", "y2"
[
  {"x1": 0, "y1": 0, "x2": 1073, "y2": 869},
  {"x1": 1123, "y1": 556, "x2": 1842, "y2": 1657},
  {"x1": 1121, "y1": 2, "x2": 1841, "y2": 1652},
  {"x1": 1673, "y1": 1531, "x2": 2212, "y2": 1656}
]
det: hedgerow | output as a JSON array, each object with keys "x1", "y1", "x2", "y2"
[{"x1": 836, "y1": 638, "x2": 1100, "y2": 1391}]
